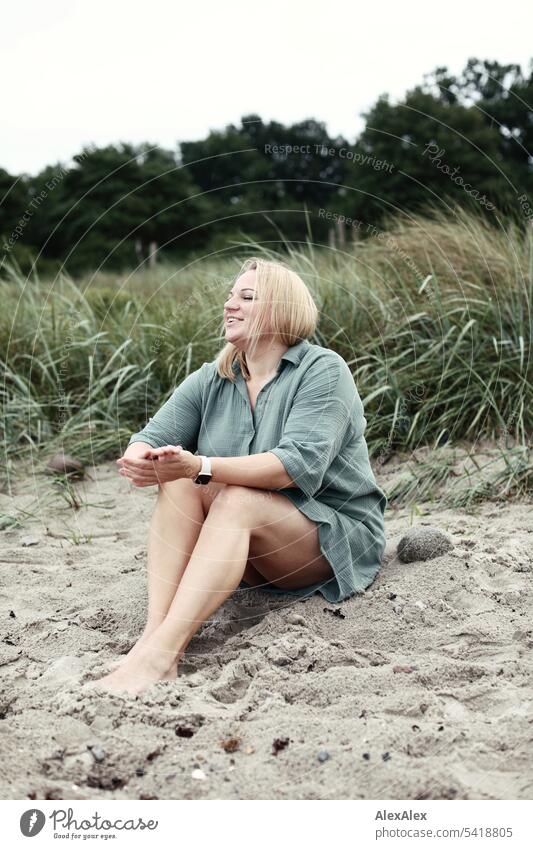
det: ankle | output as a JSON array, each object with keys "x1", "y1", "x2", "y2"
[{"x1": 142, "y1": 620, "x2": 165, "y2": 637}]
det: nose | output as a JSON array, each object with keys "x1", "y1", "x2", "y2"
[{"x1": 224, "y1": 295, "x2": 239, "y2": 312}]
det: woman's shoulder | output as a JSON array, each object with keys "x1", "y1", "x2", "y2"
[{"x1": 303, "y1": 343, "x2": 353, "y2": 379}]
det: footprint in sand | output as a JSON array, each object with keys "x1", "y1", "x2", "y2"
[{"x1": 209, "y1": 661, "x2": 254, "y2": 704}]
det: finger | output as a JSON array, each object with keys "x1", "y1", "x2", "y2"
[
  {"x1": 121, "y1": 467, "x2": 159, "y2": 481},
  {"x1": 131, "y1": 474, "x2": 159, "y2": 486},
  {"x1": 122, "y1": 458, "x2": 158, "y2": 471}
]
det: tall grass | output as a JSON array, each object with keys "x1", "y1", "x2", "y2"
[{"x1": 1, "y1": 207, "x2": 531, "y2": 501}]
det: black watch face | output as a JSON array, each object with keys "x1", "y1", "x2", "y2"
[{"x1": 196, "y1": 474, "x2": 212, "y2": 484}]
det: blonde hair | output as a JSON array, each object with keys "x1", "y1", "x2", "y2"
[{"x1": 215, "y1": 257, "x2": 319, "y2": 381}]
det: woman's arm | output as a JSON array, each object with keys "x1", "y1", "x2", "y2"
[
  {"x1": 123, "y1": 441, "x2": 156, "y2": 460},
  {"x1": 127, "y1": 364, "x2": 206, "y2": 452},
  {"x1": 210, "y1": 452, "x2": 297, "y2": 489},
  {"x1": 118, "y1": 446, "x2": 298, "y2": 489}
]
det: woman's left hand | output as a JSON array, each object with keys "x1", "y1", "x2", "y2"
[{"x1": 116, "y1": 445, "x2": 201, "y2": 486}]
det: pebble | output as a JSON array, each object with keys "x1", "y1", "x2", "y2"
[
  {"x1": 21, "y1": 536, "x2": 40, "y2": 547},
  {"x1": 397, "y1": 526, "x2": 454, "y2": 563},
  {"x1": 191, "y1": 768, "x2": 207, "y2": 781},
  {"x1": 45, "y1": 452, "x2": 85, "y2": 478},
  {"x1": 317, "y1": 749, "x2": 330, "y2": 762},
  {"x1": 89, "y1": 745, "x2": 106, "y2": 762},
  {"x1": 287, "y1": 614, "x2": 306, "y2": 626}
]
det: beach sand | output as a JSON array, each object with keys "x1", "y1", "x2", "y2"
[{"x1": 0, "y1": 453, "x2": 532, "y2": 800}]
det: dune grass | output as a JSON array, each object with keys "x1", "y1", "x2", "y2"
[{"x1": 1, "y1": 206, "x2": 531, "y2": 507}]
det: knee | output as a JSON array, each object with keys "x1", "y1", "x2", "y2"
[
  {"x1": 156, "y1": 477, "x2": 204, "y2": 513},
  {"x1": 157, "y1": 476, "x2": 197, "y2": 497},
  {"x1": 207, "y1": 485, "x2": 265, "y2": 525}
]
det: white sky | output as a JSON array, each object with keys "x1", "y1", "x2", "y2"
[{"x1": 2, "y1": 0, "x2": 532, "y2": 176}]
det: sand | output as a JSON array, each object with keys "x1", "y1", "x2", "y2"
[{"x1": 0, "y1": 452, "x2": 532, "y2": 801}]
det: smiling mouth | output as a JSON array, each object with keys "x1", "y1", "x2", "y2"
[{"x1": 225, "y1": 318, "x2": 244, "y2": 324}]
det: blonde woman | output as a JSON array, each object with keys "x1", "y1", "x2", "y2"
[{"x1": 88, "y1": 258, "x2": 387, "y2": 696}]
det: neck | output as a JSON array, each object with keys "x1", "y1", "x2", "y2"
[{"x1": 242, "y1": 340, "x2": 289, "y2": 381}]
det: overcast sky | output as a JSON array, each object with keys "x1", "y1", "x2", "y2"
[{"x1": 3, "y1": 0, "x2": 532, "y2": 176}]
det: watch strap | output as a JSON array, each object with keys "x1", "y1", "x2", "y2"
[{"x1": 194, "y1": 455, "x2": 212, "y2": 484}]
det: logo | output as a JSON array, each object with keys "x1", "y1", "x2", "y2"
[{"x1": 20, "y1": 809, "x2": 46, "y2": 837}]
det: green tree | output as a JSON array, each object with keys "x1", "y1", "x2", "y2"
[{"x1": 180, "y1": 114, "x2": 351, "y2": 246}]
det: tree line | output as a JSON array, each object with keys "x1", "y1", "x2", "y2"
[{"x1": 1, "y1": 58, "x2": 532, "y2": 275}]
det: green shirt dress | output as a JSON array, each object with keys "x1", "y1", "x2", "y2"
[{"x1": 127, "y1": 338, "x2": 387, "y2": 603}]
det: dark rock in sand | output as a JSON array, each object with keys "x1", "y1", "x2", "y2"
[
  {"x1": 45, "y1": 453, "x2": 85, "y2": 479},
  {"x1": 397, "y1": 526, "x2": 453, "y2": 563}
]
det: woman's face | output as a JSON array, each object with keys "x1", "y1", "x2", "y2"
[{"x1": 223, "y1": 269, "x2": 261, "y2": 346}]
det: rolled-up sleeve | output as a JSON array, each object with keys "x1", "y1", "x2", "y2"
[
  {"x1": 127, "y1": 364, "x2": 205, "y2": 451},
  {"x1": 269, "y1": 356, "x2": 361, "y2": 499}
]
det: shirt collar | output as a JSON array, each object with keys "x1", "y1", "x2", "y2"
[
  {"x1": 232, "y1": 338, "x2": 310, "y2": 374},
  {"x1": 279, "y1": 338, "x2": 311, "y2": 365}
]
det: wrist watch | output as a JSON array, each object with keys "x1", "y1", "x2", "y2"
[{"x1": 193, "y1": 455, "x2": 212, "y2": 485}]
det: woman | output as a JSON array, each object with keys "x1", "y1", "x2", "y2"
[{"x1": 88, "y1": 257, "x2": 387, "y2": 696}]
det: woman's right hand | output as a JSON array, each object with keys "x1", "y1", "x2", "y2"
[
  {"x1": 148, "y1": 444, "x2": 182, "y2": 463},
  {"x1": 117, "y1": 444, "x2": 186, "y2": 486}
]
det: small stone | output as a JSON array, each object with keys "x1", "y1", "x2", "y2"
[
  {"x1": 397, "y1": 527, "x2": 454, "y2": 563},
  {"x1": 317, "y1": 749, "x2": 330, "y2": 762},
  {"x1": 175, "y1": 726, "x2": 195, "y2": 738},
  {"x1": 191, "y1": 768, "x2": 207, "y2": 780},
  {"x1": 220, "y1": 737, "x2": 241, "y2": 753},
  {"x1": 45, "y1": 452, "x2": 85, "y2": 478},
  {"x1": 362, "y1": 752, "x2": 370, "y2": 760},
  {"x1": 287, "y1": 614, "x2": 306, "y2": 626},
  {"x1": 323, "y1": 607, "x2": 346, "y2": 619},
  {"x1": 272, "y1": 737, "x2": 290, "y2": 756},
  {"x1": 135, "y1": 767, "x2": 145, "y2": 777},
  {"x1": 90, "y1": 745, "x2": 105, "y2": 762},
  {"x1": 382, "y1": 751, "x2": 391, "y2": 761},
  {"x1": 21, "y1": 536, "x2": 40, "y2": 547},
  {"x1": 392, "y1": 665, "x2": 415, "y2": 673}
]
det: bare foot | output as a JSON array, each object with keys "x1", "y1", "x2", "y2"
[
  {"x1": 106, "y1": 626, "x2": 164, "y2": 672},
  {"x1": 85, "y1": 641, "x2": 178, "y2": 697}
]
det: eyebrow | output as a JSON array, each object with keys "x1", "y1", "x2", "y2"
[{"x1": 228, "y1": 287, "x2": 256, "y2": 294}]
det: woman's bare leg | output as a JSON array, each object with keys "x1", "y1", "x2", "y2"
[
  {"x1": 88, "y1": 486, "x2": 251, "y2": 694},
  {"x1": 87, "y1": 484, "x2": 333, "y2": 696},
  {"x1": 114, "y1": 478, "x2": 225, "y2": 671}
]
